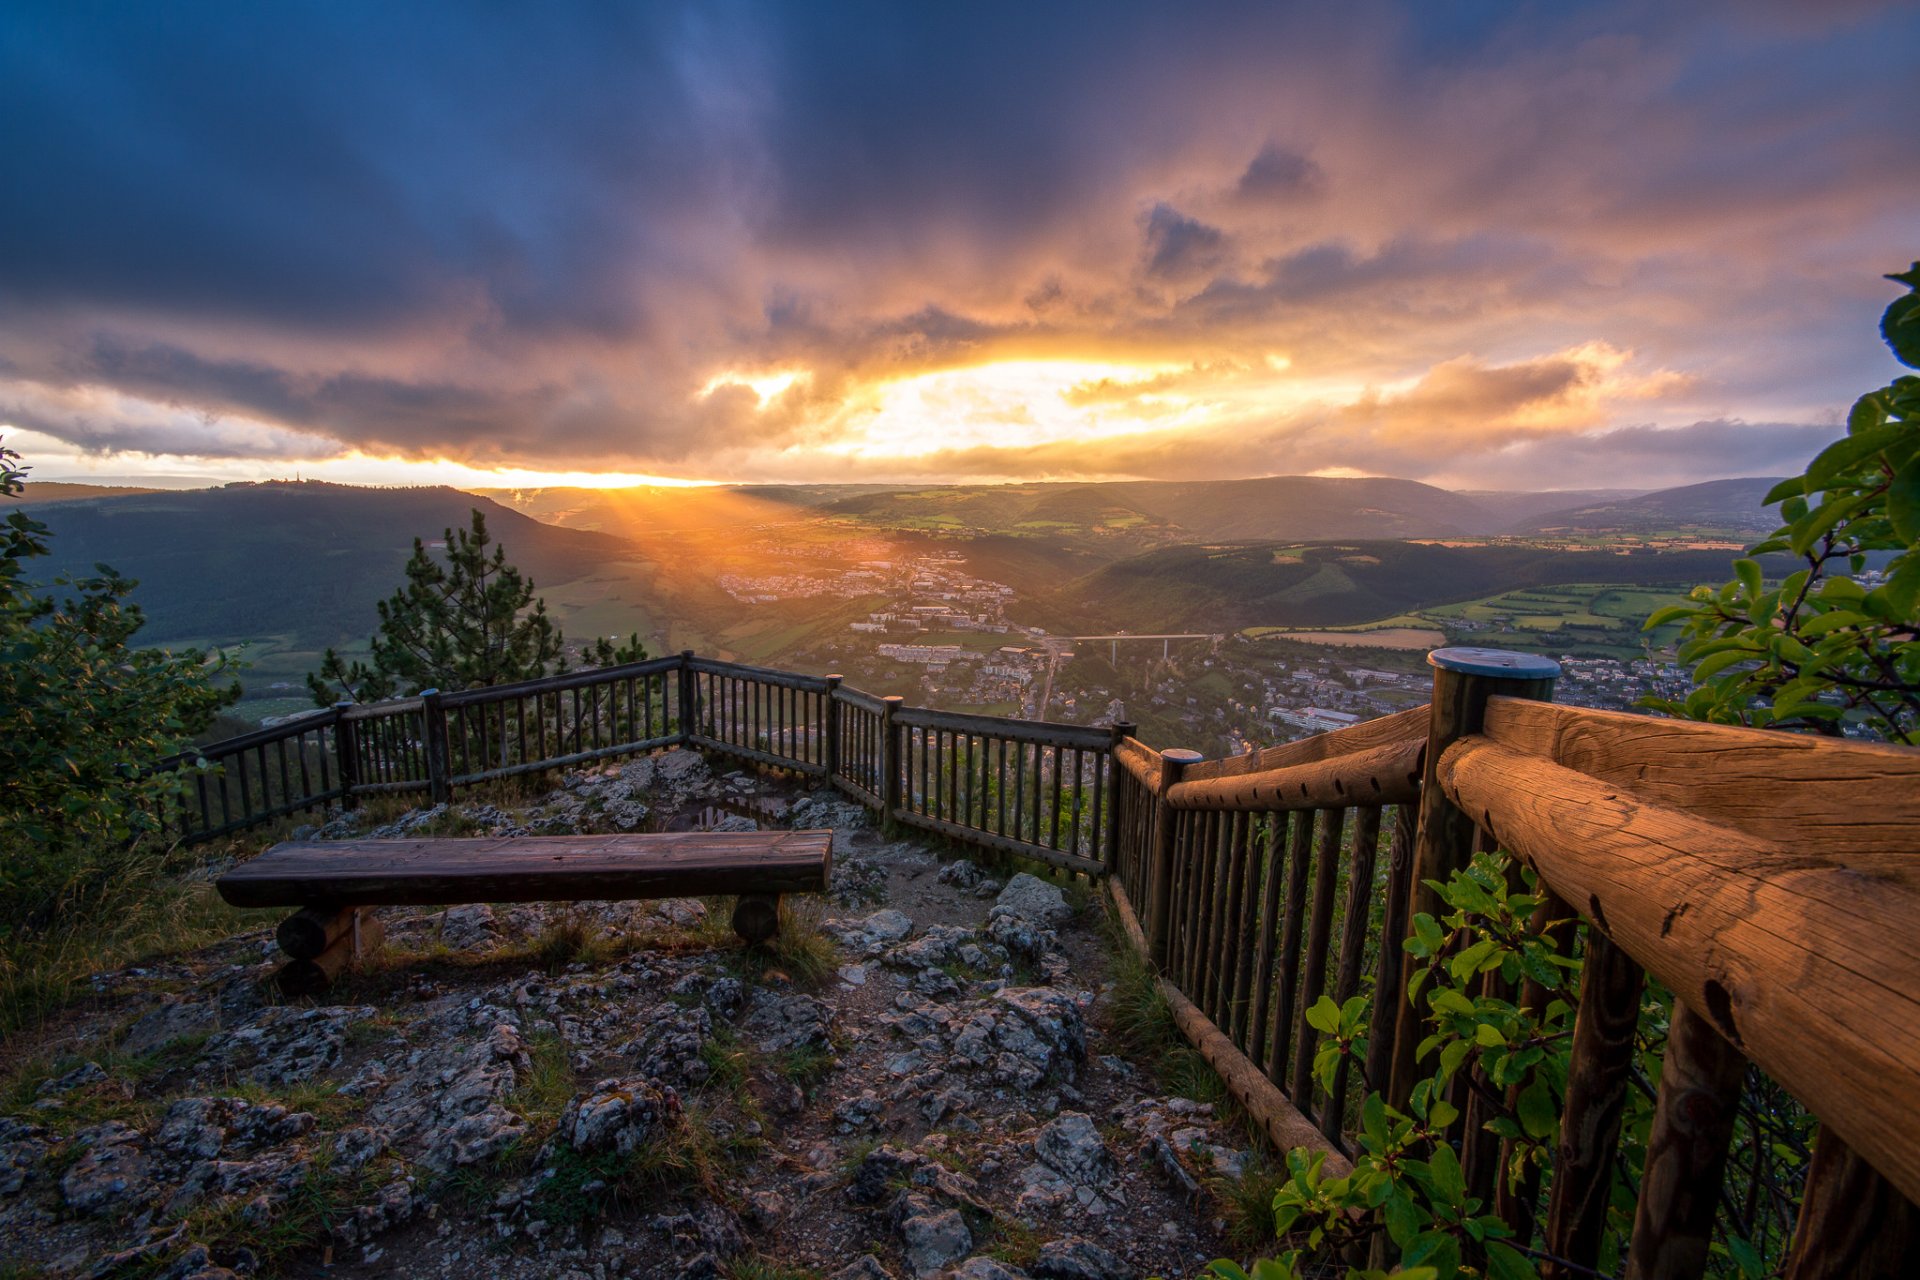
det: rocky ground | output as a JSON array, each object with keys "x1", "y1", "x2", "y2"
[{"x1": 0, "y1": 748, "x2": 1259, "y2": 1280}]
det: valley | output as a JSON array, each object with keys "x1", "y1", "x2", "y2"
[{"x1": 12, "y1": 472, "x2": 1780, "y2": 746}]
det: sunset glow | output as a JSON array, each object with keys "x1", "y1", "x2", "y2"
[{"x1": 1, "y1": 3, "x2": 1912, "y2": 491}]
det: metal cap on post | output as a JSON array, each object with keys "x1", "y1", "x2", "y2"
[
  {"x1": 1384, "y1": 647, "x2": 1559, "y2": 1114},
  {"x1": 1147, "y1": 747, "x2": 1204, "y2": 970}
]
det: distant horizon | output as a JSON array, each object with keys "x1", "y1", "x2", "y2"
[{"x1": 24, "y1": 468, "x2": 1784, "y2": 501}]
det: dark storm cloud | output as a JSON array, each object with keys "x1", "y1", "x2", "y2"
[
  {"x1": 0, "y1": 0, "x2": 1914, "y2": 480},
  {"x1": 1143, "y1": 205, "x2": 1228, "y2": 280},
  {"x1": 1236, "y1": 144, "x2": 1325, "y2": 201}
]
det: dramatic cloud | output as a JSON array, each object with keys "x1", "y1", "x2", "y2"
[{"x1": 0, "y1": 0, "x2": 1912, "y2": 488}]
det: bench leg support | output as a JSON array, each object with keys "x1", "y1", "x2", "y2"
[
  {"x1": 275, "y1": 908, "x2": 383, "y2": 997},
  {"x1": 732, "y1": 893, "x2": 782, "y2": 945}
]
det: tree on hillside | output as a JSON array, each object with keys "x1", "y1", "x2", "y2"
[
  {"x1": 1646, "y1": 264, "x2": 1920, "y2": 742},
  {"x1": 307, "y1": 508, "x2": 647, "y2": 705},
  {"x1": 0, "y1": 440, "x2": 239, "y2": 933}
]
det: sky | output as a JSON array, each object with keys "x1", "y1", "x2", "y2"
[{"x1": 2, "y1": 0, "x2": 1915, "y2": 493}]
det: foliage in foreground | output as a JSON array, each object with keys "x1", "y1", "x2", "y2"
[
  {"x1": 1647, "y1": 264, "x2": 1920, "y2": 741},
  {"x1": 0, "y1": 441, "x2": 240, "y2": 942},
  {"x1": 1245, "y1": 851, "x2": 1808, "y2": 1280}
]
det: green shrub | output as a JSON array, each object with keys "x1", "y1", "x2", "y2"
[{"x1": 0, "y1": 441, "x2": 240, "y2": 967}]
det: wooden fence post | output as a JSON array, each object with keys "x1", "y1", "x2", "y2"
[
  {"x1": 420, "y1": 688, "x2": 452, "y2": 805},
  {"x1": 823, "y1": 675, "x2": 843, "y2": 784},
  {"x1": 1385, "y1": 648, "x2": 1558, "y2": 1115},
  {"x1": 332, "y1": 702, "x2": 360, "y2": 811},
  {"x1": 1147, "y1": 747, "x2": 1203, "y2": 970},
  {"x1": 1108, "y1": 721, "x2": 1136, "y2": 872},
  {"x1": 1626, "y1": 999, "x2": 1746, "y2": 1280},
  {"x1": 678, "y1": 650, "x2": 698, "y2": 742},
  {"x1": 878, "y1": 695, "x2": 904, "y2": 834},
  {"x1": 1783, "y1": 1127, "x2": 1920, "y2": 1279}
]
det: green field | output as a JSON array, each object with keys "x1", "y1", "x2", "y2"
[{"x1": 1419, "y1": 583, "x2": 1692, "y2": 657}]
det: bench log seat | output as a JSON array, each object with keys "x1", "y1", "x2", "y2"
[{"x1": 216, "y1": 830, "x2": 833, "y2": 995}]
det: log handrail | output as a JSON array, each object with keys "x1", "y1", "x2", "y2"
[
  {"x1": 1165, "y1": 736, "x2": 1422, "y2": 811},
  {"x1": 1479, "y1": 695, "x2": 1920, "y2": 855},
  {"x1": 1439, "y1": 732, "x2": 1920, "y2": 1208}
]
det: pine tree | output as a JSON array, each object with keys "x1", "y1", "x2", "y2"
[{"x1": 308, "y1": 509, "x2": 574, "y2": 704}]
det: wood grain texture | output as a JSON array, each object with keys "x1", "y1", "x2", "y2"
[
  {"x1": 219, "y1": 832, "x2": 833, "y2": 908},
  {"x1": 1166, "y1": 738, "x2": 1422, "y2": 812},
  {"x1": 1181, "y1": 704, "x2": 1429, "y2": 783},
  {"x1": 1440, "y1": 735, "x2": 1920, "y2": 1207},
  {"x1": 1481, "y1": 697, "x2": 1920, "y2": 856}
]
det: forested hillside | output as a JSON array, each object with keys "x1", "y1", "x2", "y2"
[{"x1": 27, "y1": 482, "x2": 638, "y2": 648}]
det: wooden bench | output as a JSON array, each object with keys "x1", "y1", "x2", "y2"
[{"x1": 216, "y1": 830, "x2": 834, "y2": 996}]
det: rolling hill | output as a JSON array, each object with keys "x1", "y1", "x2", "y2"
[
  {"x1": 26, "y1": 482, "x2": 640, "y2": 649},
  {"x1": 4, "y1": 481, "x2": 170, "y2": 504},
  {"x1": 1511, "y1": 477, "x2": 1784, "y2": 536},
  {"x1": 1047, "y1": 540, "x2": 1770, "y2": 634}
]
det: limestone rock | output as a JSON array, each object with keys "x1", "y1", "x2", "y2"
[
  {"x1": 951, "y1": 1260, "x2": 1031, "y2": 1280},
  {"x1": 892, "y1": 1192, "x2": 971, "y2": 1279},
  {"x1": 738, "y1": 989, "x2": 833, "y2": 1056},
  {"x1": 60, "y1": 1121, "x2": 151, "y2": 1215},
  {"x1": 119, "y1": 999, "x2": 221, "y2": 1057},
  {"x1": 629, "y1": 1005, "x2": 717, "y2": 1086},
  {"x1": 991, "y1": 873, "x2": 1071, "y2": 927},
  {"x1": 197, "y1": 1005, "x2": 375, "y2": 1085},
  {"x1": 550, "y1": 1077, "x2": 675, "y2": 1158},
  {"x1": 1030, "y1": 1237, "x2": 1132, "y2": 1280},
  {"x1": 0, "y1": 1117, "x2": 46, "y2": 1196}
]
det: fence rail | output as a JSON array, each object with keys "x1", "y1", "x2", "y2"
[{"x1": 159, "y1": 644, "x2": 1920, "y2": 1274}]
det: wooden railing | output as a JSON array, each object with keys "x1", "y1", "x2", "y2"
[
  {"x1": 161, "y1": 651, "x2": 1123, "y2": 875},
  {"x1": 161, "y1": 645, "x2": 1920, "y2": 1274}
]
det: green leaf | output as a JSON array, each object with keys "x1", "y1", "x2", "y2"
[
  {"x1": 1305, "y1": 995, "x2": 1342, "y2": 1035},
  {"x1": 1516, "y1": 1075, "x2": 1558, "y2": 1139},
  {"x1": 1485, "y1": 1241, "x2": 1538, "y2": 1280},
  {"x1": 1891, "y1": 464, "x2": 1920, "y2": 544},
  {"x1": 1885, "y1": 289, "x2": 1920, "y2": 369}
]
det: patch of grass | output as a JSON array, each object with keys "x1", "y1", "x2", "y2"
[
  {"x1": 698, "y1": 1028, "x2": 753, "y2": 1099},
  {"x1": 1212, "y1": 1154, "x2": 1290, "y2": 1255},
  {"x1": 177, "y1": 1145, "x2": 401, "y2": 1273},
  {"x1": 984, "y1": 1217, "x2": 1045, "y2": 1267},
  {"x1": 725, "y1": 1259, "x2": 825, "y2": 1280},
  {"x1": 528, "y1": 909, "x2": 619, "y2": 973},
  {"x1": 226, "y1": 1076, "x2": 361, "y2": 1130},
  {"x1": 0, "y1": 876, "x2": 281, "y2": 1038},
  {"x1": 1, "y1": 1068, "x2": 158, "y2": 1138},
  {"x1": 506, "y1": 1030, "x2": 578, "y2": 1131},
  {"x1": 1097, "y1": 901, "x2": 1227, "y2": 1107},
  {"x1": 770, "y1": 1042, "x2": 836, "y2": 1091},
  {"x1": 765, "y1": 896, "x2": 837, "y2": 987},
  {"x1": 532, "y1": 1099, "x2": 751, "y2": 1227}
]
